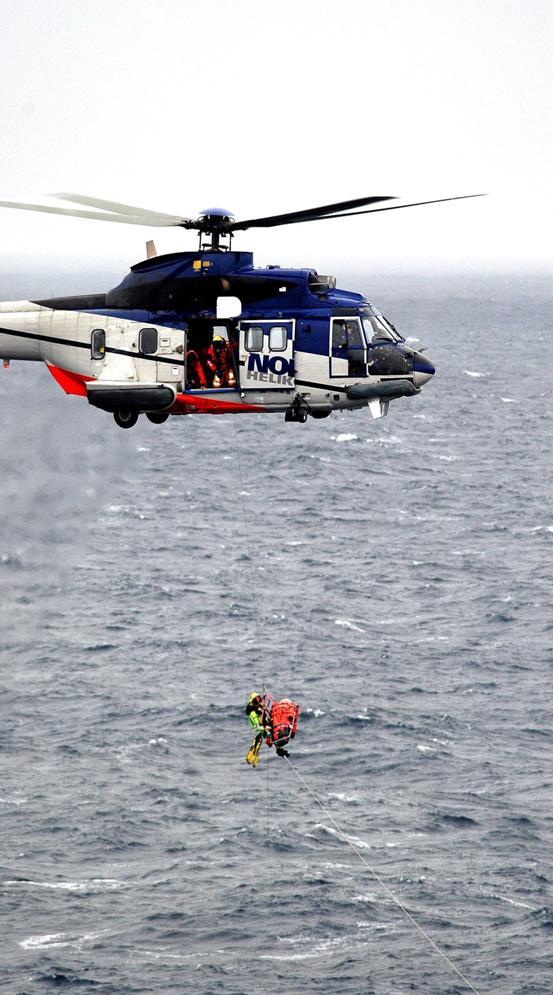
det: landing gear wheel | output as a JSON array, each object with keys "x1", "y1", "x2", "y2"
[
  {"x1": 114, "y1": 410, "x2": 139, "y2": 429},
  {"x1": 311, "y1": 410, "x2": 330, "y2": 419},
  {"x1": 146, "y1": 412, "x2": 169, "y2": 425},
  {"x1": 284, "y1": 396, "x2": 311, "y2": 424}
]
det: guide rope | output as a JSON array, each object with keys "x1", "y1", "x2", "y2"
[{"x1": 284, "y1": 756, "x2": 482, "y2": 995}]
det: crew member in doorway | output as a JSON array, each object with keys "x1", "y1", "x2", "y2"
[
  {"x1": 186, "y1": 349, "x2": 207, "y2": 389},
  {"x1": 212, "y1": 335, "x2": 237, "y2": 388},
  {"x1": 197, "y1": 343, "x2": 217, "y2": 387}
]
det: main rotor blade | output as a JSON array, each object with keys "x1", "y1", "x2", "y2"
[
  {"x1": 51, "y1": 192, "x2": 190, "y2": 224},
  {"x1": 232, "y1": 193, "x2": 487, "y2": 229},
  {"x1": 228, "y1": 195, "x2": 396, "y2": 231},
  {"x1": 0, "y1": 198, "x2": 194, "y2": 227},
  {"x1": 308, "y1": 193, "x2": 488, "y2": 221}
]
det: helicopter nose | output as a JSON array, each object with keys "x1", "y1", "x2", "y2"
[{"x1": 412, "y1": 352, "x2": 435, "y2": 388}]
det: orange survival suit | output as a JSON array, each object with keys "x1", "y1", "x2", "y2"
[
  {"x1": 186, "y1": 349, "x2": 208, "y2": 388},
  {"x1": 264, "y1": 696, "x2": 300, "y2": 758},
  {"x1": 211, "y1": 336, "x2": 237, "y2": 388}
]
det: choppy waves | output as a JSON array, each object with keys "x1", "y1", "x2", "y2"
[{"x1": 1, "y1": 274, "x2": 553, "y2": 993}]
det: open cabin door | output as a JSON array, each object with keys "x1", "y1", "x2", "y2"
[{"x1": 239, "y1": 320, "x2": 295, "y2": 390}]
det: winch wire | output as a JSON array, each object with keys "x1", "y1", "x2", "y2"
[
  {"x1": 231, "y1": 418, "x2": 265, "y2": 665},
  {"x1": 231, "y1": 419, "x2": 272, "y2": 789},
  {"x1": 284, "y1": 756, "x2": 483, "y2": 995},
  {"x1": 266, "y1": 754, "x2": 270, "y2": 839}
]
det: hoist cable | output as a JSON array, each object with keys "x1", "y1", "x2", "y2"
[
  {"x1": 266, "y1": 753, "x2": 270, "y2": 839},
  {"x1": 229, "y1": 409, "x2": 480, "y2": 992},
  {"x1": 231, "y1": 418, "x2": 265, "y2": 662},
  {"x1": 231, "y1": 418, "x2": 272, "y2": 777},
  {"x1": 284, "y1": 756, "x2": 483, "y2": 995}
]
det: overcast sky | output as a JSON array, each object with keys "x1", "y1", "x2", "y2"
[{"x1": 0, "y1": 0, "x2": 551, "y2": 279}]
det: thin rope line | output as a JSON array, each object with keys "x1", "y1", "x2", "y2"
[
  {"x1": 285, "y1": 756, "x2": 483, "y2": 995},
  {"x1": 231, "y1": 419, "x2": 271, "y2": 788},
  {"x1": 231, "y1": 418, "x2": 264, "y2": 660},
  {"x1": 266, "y1": 752, "x2": 270, "y2": 839}
]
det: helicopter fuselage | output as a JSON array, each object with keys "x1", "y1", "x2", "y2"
[{"x1": 0, "y1": 250, "x2": 435, "y2": 427}]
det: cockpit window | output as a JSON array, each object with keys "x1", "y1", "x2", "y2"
[
  {"x1": 361, "y1": 307, "x2": 402, "y2": 344},
  {"x1": 331, "y1": 318, "x2": 365, "y2": 376},
  {"x1": 332, "y1": 318, "x2": 363, "y2": 351}
]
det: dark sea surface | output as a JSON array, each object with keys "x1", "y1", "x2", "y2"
[{"x1": 1, "y1": 271, "x2": 552, "y2": 995}]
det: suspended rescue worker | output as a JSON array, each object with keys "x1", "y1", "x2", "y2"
[
  {"x1": 245, "y1": 691, "x2": 299, "y2": 766},
  {"x1": 245, "y1": 692, "x2": 266, "y2": 767}
]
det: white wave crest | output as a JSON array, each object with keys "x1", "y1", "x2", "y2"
[
  {"x1": 5, "y1": 877, "x2": 125, "y2": 892},
  {"x1": 20, "y1": 929, "x2": 105, "y2": 949},
  {"x1": 334, "y1": 618, "x2": 365, "y2": 632},
  {"x1": 332, "y1": 433, "x2": 358, "y2": 442}
]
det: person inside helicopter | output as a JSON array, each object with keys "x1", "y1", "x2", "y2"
[
  {"x1": 185, "y1": 321, "x2": 239, "y2": 390},
  {"x1": 211, "y1": 334, "x2": 237, "y2": 387},
  {"x1": 331, "y1": 318, "x2": 366, "y2": 376}
]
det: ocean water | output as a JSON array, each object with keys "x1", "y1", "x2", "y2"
[{"x1": 1, "y1": 271, "x2": 552, "y2": 994}]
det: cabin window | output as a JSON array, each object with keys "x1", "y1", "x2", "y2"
[
  {"x1": 91, "y1": 328, "x2": 106, "y2": 360},
  {"x1": 269, "y1": 325, "x2": 287, "y2": 352},
  {"x1": 245, "y1": 326, "x2": 264, "y2": 352},
  {"x1": 139, "y1": 327, "x2": 158, "y2": 355}
]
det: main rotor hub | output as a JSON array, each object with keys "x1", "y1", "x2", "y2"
[
  {"x1": 197, "y1": 207, "x2": 235, "y2": 231},
  {"x1": 196, "y1": 207, "x2": 235, "y2": 250}
]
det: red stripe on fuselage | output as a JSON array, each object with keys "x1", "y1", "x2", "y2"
[
  {"x1": 45, "y1": 369, "x2": 266, "y2": 414},
  {"x1": 47, "y1": 364, "x2": 92, "y2": 396},
  {"x1": 172, "y1": 392, "x2": 266, "y2": 414}
]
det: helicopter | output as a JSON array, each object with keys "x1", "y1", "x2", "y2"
[{"x1": 0, "y1": 192, "x2": 481, "y2": 428}]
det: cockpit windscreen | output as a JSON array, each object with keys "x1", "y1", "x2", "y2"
[{"x1": 361, "y1": 306, "x2": 402, "y2": 344}]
